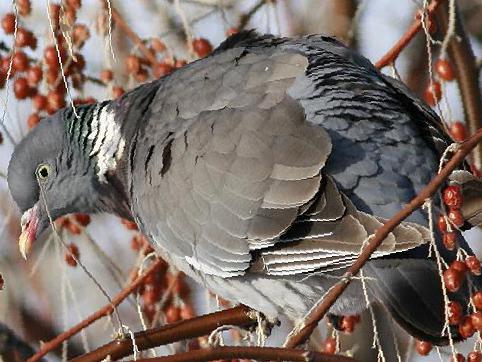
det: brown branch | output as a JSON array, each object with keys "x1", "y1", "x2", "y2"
[
  {"x1": 101, "y1": 0, "x2": 158, "y2": 65},
  {"x1": 238, "y1": 0, "x2": 267, "y2": 30},
  {"x1": 284, "y1": 127, "x2": 482, "y2": 348},
  {"x1": 26, "y1": 259, "x2": 164, "y2": 362},
  {"x1": 375, "y1": 0, "x2": 446, "y2": 69},
  {"x1": 69, "y1": 306, "x2": 257, "y2": 362},
  {"x1": 134, "y1": 346, "x2": 356, "y2": 362},
  {"x1": 436, "y1": 2, "x2": 482, "y2": 170}
]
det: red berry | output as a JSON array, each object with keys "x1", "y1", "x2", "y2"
[
  {"x1": 165, "y1": 306, "x2": 181, "y2": 323},
  {"x1": 451, "y1": 260, "x2": 468, "y2": 274},
  {"x1": 112, "y1": 86, "x2": 124, "y2": 98},
  {"x1": 443, "y1": 232, "x2": 457, "y2": 250},
  {"x1": 135, "y1": 68, "x2": 148, "y2": 82},
  {"x1": 166, "y1": 273, "x2": 189, "y2": 297},
  {"x1": 226, "y1": 27, "x2": 239, "y2": 36},
  {"x1": 45, "y1": 67, "x2": 58, "y2": 85},
  {"x1": 435, "y1": 59, "x2": 455, "y2": 81},
  {"x1": 443, "y1": 268, "x2": 464, "y2": 292},
  {"x1": 175, "y1": 59, "x2": 187, "y2": 68},
  {"x1": 151, "y1": 38, "x2": 166, "y2": 52},
  {"x1": 443, "y1": 185, "x2": 463, "y2": 209},
  {"x1": 32, "y1": 94, "x2": 47, "y2": 111},
  {"x1": 67, "y1": 0, "x2": 82, "y2": 10},
  {"x1": 448, "y1": 209, "x2": 464, "y2": 228},
  {"x1": 12, "y1": 51, "x2": 29, "y2": 72},
  {"x1": 27, "y1": 65, "x2": 42, "y2": 86},
  {"x1": 324, "y1": 337, "x2": 336, "y2": 354},
  {"x1": 64, "y1": 243, "x2": 79, "y2": 267},
  {"x1": 180, "y1": 304, "x2": 195, "y2": 320},
  {"x1": 142, "y1": 285, "x2": 161, "y2": 305},
  {"x1": 468, "y1": 351, "x2": 482, "y2": 362},
  {"x1": 15, "y1": 28, "x2": 33, "y2": 48},
  {"x1": 340, "y1": 315, "x2": 359, "y2": 333},
  {"x1": 1, "y1": 13, "x2": 16, "y2": 34},
  {"x1": 18, "y1": 0, "x2": 32, "y2": 16},
  {"x1": 438, "y1": 215, "x2": 448, "y2": 233},
  {"x1": 125, "y1": 55, "x2": 141, "y2": 74},
  {"x1": 73, "y1": 24, "x2": 89, "y2": 47},
  {"x1": 459, "y1": 316, "x2": 475, "y2": 339},
  {"x1": 44, "y1": 46, "x2": 60, "y2": 69},
  {"x1": 14, "y1": 77, "x2": 30, "y2": 99},
  {"x1": 466, "y1": 256, "x2": 481, "y2": 275},
  {"x1": 472, "y1": 292, "x2": 482, "y2": 310},
  {"x1": 451, "y1": 353, "x2": 466, "y2": 362},
  {"x1": 471, "y1": 312, "x2": 482, "y2": 331},
  {"x1": 100, "y1": 69, "x2": 113, "y2": 83},
  {"x1": 450, "y1": 122, "x2": 467, "y2": 142},
  {"x1": 424, "y1": 81, "x2": 442, "y2": 106},
  {"x1": 448, "y1": 301, "x2": 464, "y2": 325},
  {"x1": 192, "y1": 38, "x2": 212, "y2": 58},
  {"x1": 27, "y1": 113, "x2": 40, "y2": 129},
  {"x1": 66, "y1": 220, "x2": 82, "y2": 235},
  {"x1": 121, "y1": 218, "x2": 138, "y2": 230},
  {"x1": 49, "y1": 4, "x2": 60, "y2": 29},
  {"x1": 74, "y1": 213, "x2": 90, "y2": 226},
  {"x1": 153, "y1": 62, "x2": 173, "y2": 78},
  {"x1": 415, "y1": 340, "x2": 432, "y2": 356},
  {"x1": 46, "y1": 90, "x2": 66, "y2": 113}
]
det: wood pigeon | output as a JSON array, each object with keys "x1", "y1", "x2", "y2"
[{"x1": 8, "y1": 31, "x2": 482, "y2": 344}]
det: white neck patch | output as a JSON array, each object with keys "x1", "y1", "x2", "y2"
[{"x1": 89, "y1": 107, "x2": 126, "y2": 183}]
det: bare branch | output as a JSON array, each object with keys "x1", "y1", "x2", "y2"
[
  {"x1": 134, "y1": 346, "x2": 357, "y2": 362},
  {"x1": 69, "y1": 306, "x2": 257, "y2": 362},
  {"x1": 26, "y1": 259, "x2": 165, "y2": 362},
  {"x1": 375, "y1": 0, "x2": 446, "y2": 69}
]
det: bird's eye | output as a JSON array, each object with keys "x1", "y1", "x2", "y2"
[{"x1": 36, "y1": 163, "x2": 51, "y2": 181}]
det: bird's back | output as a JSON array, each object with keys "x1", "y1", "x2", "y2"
[{"x1": 127, "y1": 32, "x2": 476, "y2": 343}]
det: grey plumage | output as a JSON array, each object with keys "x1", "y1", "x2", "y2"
[{"x1": 8, "y1": 31, "x2": 482, "y2": 345}]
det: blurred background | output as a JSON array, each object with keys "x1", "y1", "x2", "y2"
[{"x1": 0, "y1": 0, "x2": 481, "y2": 361}]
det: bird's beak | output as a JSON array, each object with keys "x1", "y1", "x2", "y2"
[{"x1": 18, "y1": 204, "x2": 39, "y2": 260}]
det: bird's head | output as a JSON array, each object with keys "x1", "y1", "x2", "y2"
[{"x1": 8, "y1": 103, "x2": 131, "y2": 259}]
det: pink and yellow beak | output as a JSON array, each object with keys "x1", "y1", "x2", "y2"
[{"x1": 18, "y1": 204, "x2": 39, "y2": 259}]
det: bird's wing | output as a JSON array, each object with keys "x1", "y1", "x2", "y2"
[{"x1": 131, "y1": 33, "x2": 430, "y2": 278}]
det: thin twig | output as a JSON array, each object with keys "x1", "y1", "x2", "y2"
[
  {"x1": 375, "y1": 0, "x2": 446, "y2": 69},
  {"x1": 135, "y1": 346, "x2": 356, "y2": 362},
  {"x1": 284, "y1": 128, "x2": 482, "y2": 348},
  {"x1": 238, "y1": 0, "x2": 267, "y2": 29},
  {"x1": 26, "y1": 259, "x2": 164, "y2": 362},
  {"x1": 70, "y1": 306, "x2": 258, "y2": 362},
  {"x1": 101, "y1": 0, "x2": 157, "y2": 65},
  {"x1": 436, "y1": 2, "x2": 482, "y2": 170}
]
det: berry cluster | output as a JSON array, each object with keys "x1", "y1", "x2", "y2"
[
  {"x1": 415, "y1": 183, "x2": 482, "y2": 358},
  {"x1": 120, "y1": 218, "x2": 195, "y2": 326},
  {"x1": 438, "y1": 185, "x2": 464, "y2": 250},
  {"x1": 0, "y1": 2, "x2": 92, "y2": 130},
  {"x1": 56, "y1": 213, "x2": 90, "y2": 267}
]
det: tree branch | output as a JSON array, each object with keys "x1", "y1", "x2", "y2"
[
  {"x1": 375, "y1": 0, "x2": 446, "y2": 69},
  {"x1": 101, "y1": 0, "x2": 157, "y2": 65},
  {"x1": 284, "y1": 127, "x2": 482, "y2": 348},
  {"x1": 238, "y1": 0, "x2": 267, "y2": 30},
  {"x1": 26, "y1": 259, "x2": 165, "y2": 362},
  {"x1": 134, "y1": 346, "x2": 356, "y2": 362},
  {"x1": 69, "y1": 306, "x2": 258, "y2": 362},
  {"x1": 436, "y1": 2, "x2": 482, "y2": 170}
]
